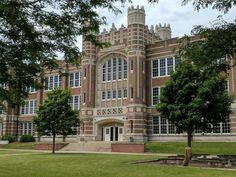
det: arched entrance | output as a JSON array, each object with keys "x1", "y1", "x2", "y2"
[{"x1": 96, "y1": 119, "x2": 124, "y2": 142}]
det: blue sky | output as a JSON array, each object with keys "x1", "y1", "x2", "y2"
[{"x1": 75, "y1": 0, "x2": 235, "y2": 52}]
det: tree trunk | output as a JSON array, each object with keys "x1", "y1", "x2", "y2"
[
  {"x1": 52, "y1": 133, "x2": 56, "y2": 154},
  {"x1": 183, "y1": 131, "x2": 192, "y2": 166},
  {"x1": 187, "y1": 132, "x2": 192, "y2": 147},
  {"x1": 62, "y1": 135, "x2": 66, "y2": 142}
]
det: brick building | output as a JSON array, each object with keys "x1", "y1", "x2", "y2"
[{"x1": 0, "y1": 6, "x2": 236, "y2": 142}]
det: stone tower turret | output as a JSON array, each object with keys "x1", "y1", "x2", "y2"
[
  {"x1": 80, "y1": 35, "x2": 97, "y2": 140},
  {"x1": 128, "y1": 5, "x2": 145, "y2": 25},
  {"x1": 155, "y1": 23, "x2": 172, "y2": 40},
  {"x1": 126, "y1": 5, "x2": 147, "y2": 141}
]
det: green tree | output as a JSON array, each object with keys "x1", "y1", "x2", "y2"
[
  {"x1": 182, "y1": 0, "x2": 236, "y2": 13},
  {"x1": 0, "y1": 0, "x2": 133, "y2": 120},
  {"x1": 156, "y1": 61, "x2": 232, "y2": 164},
  {"x1": 179, "y1": 0, "x2": 236, "y2": 72},
  {"x1": 34, "y1": 89, "x2": 79, "y2": 154}
]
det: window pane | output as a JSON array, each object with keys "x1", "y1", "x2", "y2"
[
  {"x1": 74, "y1": 72, "x2": 80, "y2": 87},
  {"x1": 123, "y1": 89, "x2": 127, "y2": 98},
  {"x1": 159, "y1": 59, "x2": 166, "y2": 76},
  {"x1": 107, "y1": 91, "x2": 111, "y2": 99},
  {"x1": 113, "y1": 58, "x2": 117, "y2": 80},
  {"x1": 118, "y1": 58, "x2": 122, "y2": 79},
  {"x1": 167, "y1": 57, "x2": 174, "y2": 75},
  {"x1": 118, "y1": 90, "x2": 122, "y2": 98},
  {"x1": 124, "y1": 60, "x2": 127, "y2": 79},
  {"x1": 153, "y1": 117, "x2": 159, "y2": 134},
  {"x1": 160, "y1": 115, "x2": 167, "y2": 134},
  {"x1": 152, "y1": 60, "x2": 159, "y2": 77},
  {"x1": 102, "y1": 63, "x2": 106, "y2": 81},
  {"x1": 152, "y1": 87, "x2": 159, "y2": 105},
  {"x1": 112, "y1": 90, "x2": 117, "y2": 99},
  {"x1": 107, "y1": 60, "x2": 111, "y2": 81},
  {"x1": 69, "y1": 73, "x2": 74, "y2": 87}
]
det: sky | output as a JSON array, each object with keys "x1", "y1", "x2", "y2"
[{"x1": 76, "y1": 0, "x2": 236, "y2": 52}]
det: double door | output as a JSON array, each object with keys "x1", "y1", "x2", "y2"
[{"x1": 104, "y1": 126, "x2": 123, "y2": 141}]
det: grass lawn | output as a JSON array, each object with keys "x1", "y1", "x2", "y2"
[
  {"x1": 0, "y1": 150, "x2": 236, "y2": 177},
  {"x1": 0, "y1": 142, "x2": 36, "y2": 150},
  {"x1": 146, "y1": 142, "x2": 236, "y2": 155}
]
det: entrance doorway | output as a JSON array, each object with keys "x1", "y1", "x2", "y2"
[{"x1": 104, "y1": 126, "x2": 123, "y2": 141}]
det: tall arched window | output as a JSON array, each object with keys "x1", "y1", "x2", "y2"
[{"x1": 102, "y1": 57, "x2": 128, "y2": 82}]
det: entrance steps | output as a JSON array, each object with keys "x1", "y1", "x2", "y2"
[{"x1": 60, "y1": 141, "x2": 112, "y2": 152}]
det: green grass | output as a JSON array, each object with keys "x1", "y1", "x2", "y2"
[
  {"x1": 0, "y1": 142, "x2": 36, "y2": 149},
  {"x1": 146, "y1": 142, "x2": 236, "y2": 155},
  {"x1": 0, "y1": 150, "x2": 235, "y2": 177}
]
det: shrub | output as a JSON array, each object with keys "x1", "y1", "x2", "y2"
[
  {"x1": 20, "y1": 135, "x2": 35, "y2": 142},
  {"x1": 1, "y1": 135, "x2": 16, "y2": 143}
]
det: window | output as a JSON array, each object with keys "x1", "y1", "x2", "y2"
[
  {"x1": 124, "y1": 60, "x2": 127, "y2": 79},
  {"x1": 25, "y1": 86, "x2": 36, "y2": 93},
  {"x1": 113, "y1": 58, "x2": 117, "y2": 80},
  {"x1": 102, "y1": 91, "x2": 106, "y2": 100},
  {"x1": 118, "y1": 58, "x2": 122, "y2": 79},
  {"x1": 21, "y1": 100, "x2": 37, "y2": 115},
  {"x1": 142, "y1": 61, "x2": 145, "y2": 72},
  {"x1": 102, "y1": 63, "x2": 106, "y2": 81},
  {"x1": 69, "y1": 95, "x2": 80, "y2": 110},
  {"x1": 19, "y1": 122, "x2": 34, "y2": 135},
  {"x1": 222, "y1": 117, "x2": 230, "y2": 133},
  {"x1": 167, "y1": 57, "x2": 174, "y2": 75},
  {"x1": 152, "y1": 60, "x2": 159, "y2": 77},
  {"x1": 45, "y1": 75, "x2": 61, "y2": 91},
  {"x1": 159, "y1": 58, "x2": 166, "y2": 76},
  {"x1": 107, "y1": 91, "x2": 111, "y2": 99},
  {"x1": 83, "y1": 93, "x2": 86, "y2": 103},
  {"x1": 107, "y1": 60, "x2": 111, "y2": 81},
  {"x1": 69, "y1": 72, "x2": 81, "y2": 87},
  {"x1": 130, "y1": 87, "x2": 133, "y2": 99},
  {"x1": 175, "y1": 57, "x2": 181, "y2": 66},
  {"x1": 153, "y1": 117, "x2": 159, "y2": 134},
  {"x1": 223, "y1": 80, "x2": 229, "y2": 93},
  {"x1": 195, "y1": 118, "x2": 230, "y2": 134},
  {"x1": 152, "y1": 87, "x2": 160, "y2": 105},
  {"x1": 118, "y1": 90, "x2": 122, "y2": 99},
  {"x1": 130, "y1": 60, "x2": 134, "y2": 71},
  {"x1": 124, "y1": 89, "x2": 127, "y2": 98},
  {"x1": 112, "y1": 90, "x2": 117, "y2": 99},
  {"x1": 84, "y1": 67, "x2": 87, "y2": 78},
  {"x1": 153, "y1": 115, "x2": 176, "y2": 135},
  {"x1": 102, "y1": 58, "x2": 127, "y2": 81},
  {"x1": 152, "y1": 57, "x2": 180, "y2": 77}
]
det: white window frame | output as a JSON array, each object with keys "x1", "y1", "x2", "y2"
[
  {"x1": 152, "y1": 87, "x2": 160, "y2": 106},
  {"x1": 44, "y1": 75, "x2": 62, "y2": 91},
  {"x1": 69, "y1": 72, "x2": 81, "y2": 88},
  {"x1": 69, "y1": 95, "x2": 81, "y2": 110},
  {"x1": 152, "y1": 56, "x2": 180, "y2": 78},
  {"x1": 21, "y1": 100, "x2": 37, "y2": 115}
]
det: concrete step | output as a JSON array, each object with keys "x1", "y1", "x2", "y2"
[{"x1": 60, "y1": 142, "x2": 112, "y2": 152}]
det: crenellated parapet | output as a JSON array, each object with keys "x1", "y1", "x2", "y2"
[{"x1": 155, "y1": 23, "x2": 172, "y2": 40}]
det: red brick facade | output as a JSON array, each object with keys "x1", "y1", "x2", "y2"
[{"x1": 1, "y1": 6, "x2": 235, "y2": 142}]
